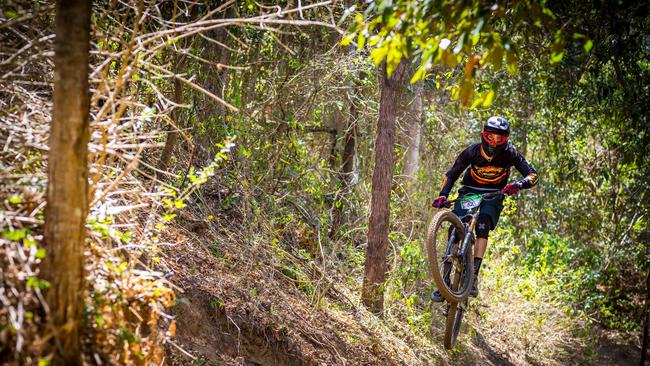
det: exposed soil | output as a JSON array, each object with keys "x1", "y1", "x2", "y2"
[
  {"x1": 593, "y1": 332, "x2": 643, "y2": 366},
  {"x1": 161, "y1": 213, "x2": 431, "y2": 366}
]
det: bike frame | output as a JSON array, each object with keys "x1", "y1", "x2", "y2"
[{"x1": 442, "y1": 191, "x2": 503, "y2": 294}]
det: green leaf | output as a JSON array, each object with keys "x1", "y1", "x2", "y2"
[
  {"x1": 542, "y1": 7, "x2": 557, "y2": 20},
  {"x1": 354, "y1": 13, "x2": 363, "y2": 25},
  {"x1": 26, "y1": 277, "x2": 50, "y2": 290},
  {"x1": 36, "y1": 248, "x2": 47, "y2": 259},
  {"x1": 370, "y1": 45, "x2": 388, "y2": 65},
  {"x1": 3, "y1": 10, "x2": 17, "y2": 19},
  {"x1": 357, "y1": 32, "x2": 366, "y2": 51},
  {"x1": 410, "y1": 65, "x2": 427, "y2": 83},
  {"x1": 96, "y1": 315, "x2": 105, "y2": 327},
  {"x1": 470, "y1": 97, "x2": 483, "y2": 110},
  {"x1": 4, "y1": 228, "x2": 27, "y2": 241},
  {"x1": 340, "y1": 33, "x2": 355, "y2": 46},
  {"x1": 386, "y1": 46, "x2": 403, "y2": 76},
  {"x1": 482, "y1": 90, "x2": 496, "y2": 107},
  {"x1": 583, "y1": 40, "x2": 593, "y2": 53},
  {"x1": 550, "y1": 51, "x2": 564, "y2": 64},
  {"x1": 8, "y1": 195, "x2": 23, "y2": 204},
  {"x1": 368, "y1": 35, "x2": 381, "y2": 47}
]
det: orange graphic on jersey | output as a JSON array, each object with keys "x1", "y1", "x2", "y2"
[{"x1": 470, "y1": 165, "x2": 508, "y2": 184}]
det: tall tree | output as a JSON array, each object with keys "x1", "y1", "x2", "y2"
[
  {"x1": 43, "y1": 0, "x2": 91, "y2": 364},
  {"x1": 402, "y1": 81, "x2": 423, "y2": 180},
  {"x1": 362, "y1": 60, "x2": 408, "y2": 313}
]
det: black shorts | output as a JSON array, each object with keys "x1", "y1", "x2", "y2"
[{"x1": 452, "y1": 186, "x2": 504, "y2": 230}]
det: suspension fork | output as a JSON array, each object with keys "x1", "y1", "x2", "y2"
[
  {"x1": 442, "y1": 219, "x2": 473, "y2": 282},
  {"x1": 442, "y1": 228, "x2": 460, "y2": 282},
  {"x1": 459, "y1": 216, "x2": 476, "y2": 257}
]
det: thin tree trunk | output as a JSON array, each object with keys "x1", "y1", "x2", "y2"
[
  {"x1": 641, "y1": 266, "x2": 650, "y2": 366},
  {"x1": 327, "y1": 105, "x2": 344, "y2": 170},
  {"x1": 159, "y1": 76, "x2": 183, "y2": 172},
  {"x1": 403, "y1": 81, "x2": 423, "y2": 179},
  {"x1": 341, "y1": 89, "x2": 359, "y2": 185},
  {"x1": 43, "y1": 0, "x2": 91, "y2": 364},
  {"x1": 329, "y1": 82, "x2": 360, "y2": 239},
  {"x1": 362, "y1": 60, "x2": 408, "y2": 313},
  {"x1": 329, "y1": 44, "x2": 363, "y2": 239}
]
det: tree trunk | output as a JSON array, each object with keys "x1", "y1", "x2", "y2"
[
  {"x1": 159, "y1": 76, "x2": 183, "y2": 172},
  {"x1": 362, "y1": 60, "x2": 408, "y2": 313},
  {"x1": 329, "y1": 80, "x2": 360, "y2": 239},
  {"x1": 43, "y1": 1, "x2": 91, "y2": 364},
  {"x1": 641, "y1": 265, "x2": 650, "y2": 366},
  {"x1": 403, "y1": 81, "x2": 423, "y2": 179},
  {"x1": 341, "y1": 90, "x2": 359, "y2": 186}
]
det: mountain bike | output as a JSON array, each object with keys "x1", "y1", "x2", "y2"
[{"x1": 425, "y1": 191, "x2": 505, "y2": 349}]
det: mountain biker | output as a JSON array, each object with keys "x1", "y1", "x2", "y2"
[{"x1": 431, "y1": 116, "x2": 538, "y2": 302}]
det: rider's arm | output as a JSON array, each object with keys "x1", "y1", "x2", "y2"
[
  {"x1": 511, "y1": 149, "x2": 538, "y2": 189},
  {"x1": 438, "y1": 146, "x2": 472, "y2": 197}
]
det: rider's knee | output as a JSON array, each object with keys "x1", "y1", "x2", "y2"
[{"x1": 475, "y1": 214, "x2": 492, "y2": 239}]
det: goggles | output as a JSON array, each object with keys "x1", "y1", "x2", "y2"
[{"x1": 482, "y1": 131, "x2": 509, "y2": 145}]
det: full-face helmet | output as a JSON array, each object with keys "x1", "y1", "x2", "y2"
[{"x1": 482, "y1": 116, "x2": 510, "y2": 157}]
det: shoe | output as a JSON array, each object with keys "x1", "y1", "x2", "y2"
[
  {"x1": 431, "y1": 289, "x2": 445, "y2": 303},
  {"x1": 432, "y1": 263, "x2": 453, "y2": 303},
  {"x1": 470, "y1": 278, "x2": 479, "y2": 298}
]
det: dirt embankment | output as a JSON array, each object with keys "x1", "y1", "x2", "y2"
[{"x1": 161, "y1": 215, "x2": 430, "y2": 366}]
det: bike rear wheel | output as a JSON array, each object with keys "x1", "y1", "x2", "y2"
[
  {"x1": 425, "y1": 209, "x2": 472, "y2": 302},
  {"x1": 444, "y1": 300, "x2": 466, "y2": 349}
]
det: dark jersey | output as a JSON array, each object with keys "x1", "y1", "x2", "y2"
[{"x1": 439, "y1": 143, "x2": 538, "y2": 197}]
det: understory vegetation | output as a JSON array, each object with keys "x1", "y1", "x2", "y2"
[{"x1": 0, "y1": 1, "x2": 648, "y2": 365}]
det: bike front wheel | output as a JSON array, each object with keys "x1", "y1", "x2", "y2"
[{"x1": 425, "y1": 209, "x2": 472, "y2": 303}]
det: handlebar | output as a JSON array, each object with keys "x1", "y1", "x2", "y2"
[{"x1": 442, "y1": 190, "x2": 506, "y2": 208}]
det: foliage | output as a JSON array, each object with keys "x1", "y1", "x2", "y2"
[{"x1": 344, "y1": 0, "x2": 571, "y2": 107}]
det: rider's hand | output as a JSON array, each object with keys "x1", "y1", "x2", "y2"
[
  {"x1": 503, "y1": 182, "x2": 522, "y2": 196},
  {"x1": 432, "y1": 196, "x2": 449, "y2": 208}
]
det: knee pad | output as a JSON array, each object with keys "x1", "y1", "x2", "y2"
[{"x1": 475, "y1": 214, "x2": 492, "y2": 239}]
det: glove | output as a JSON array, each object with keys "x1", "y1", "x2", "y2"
[
  {"x1": 503, "y1": 182, "x2": 522, "y2": 196},
  {"x1": 432, "y1": 196, "x2": 449, "y2": 208}
]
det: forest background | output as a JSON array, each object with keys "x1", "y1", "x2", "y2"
[{"x1": 0, "y1": 0, "x2": 648, "y2": 365}]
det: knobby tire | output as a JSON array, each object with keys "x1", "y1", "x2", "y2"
[
  {"x1": 425, "y1": 209, "x2": 471, "y2": 303},
  {"x1": 444, "y1": 247, "x2": 466, "y2": 349},
  {"x1": 444, "y1": 301, "x2": 466, "y2": 349}
]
